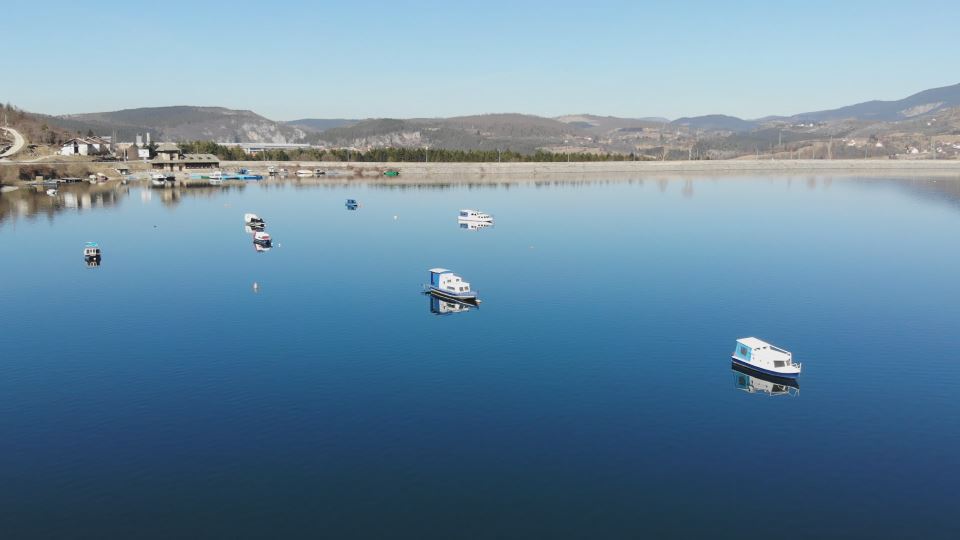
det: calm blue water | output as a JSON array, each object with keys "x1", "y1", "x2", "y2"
[{"x1": 1, "y1": 176, "x2": 958, "y2": 538}]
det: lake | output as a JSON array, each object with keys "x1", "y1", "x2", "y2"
[{"x1": 1, "y1": 175, "x2": 958, "y2": 539}]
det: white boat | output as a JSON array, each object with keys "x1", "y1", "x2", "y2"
[
  {"x1": 458, "y1": 209, "x2": 493, "y2": 222},
  {"x1": 151, "y1": 173, "x2": 172, "y2": 187},
  {"x1": 267, "y1": 166, "x2": 277, "y2": 175},
  {"x1": 46, "y1": 188, "x2": 58, "y2": 196},
  {"x1": 253, "y1": 231, "x2": 272, "y2": 247},
  {"x1": 732, "y1": 337, "x2": 802, "y2": 378},
  {"x1": 83, "y1": 241, "x2": 101, "y2": 260},
  {"x1": 732, "y1": 363, "x2": 799, "y2": 396},
  {"x1": 427, "y1": 268, "x2": 479, "y2": 303},
  {"x1": 244, "y1": 213, "x2": 266, "y2": 228},
  {"x1": 295, "y1": 169, "x2": 314, "y2": 177}
]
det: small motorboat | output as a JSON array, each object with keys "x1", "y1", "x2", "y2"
[
  {"x1": 268, "y1": 166, "x2": 277, "y2": 175},
  {"x1": 383, "y1": 169, "x2": 400, "y2": 177},
  {"x1": 253, "y1": 231, "x2": 272, "y2": 247},
  {"x1": 254, "y1": 243, "x2": 272, "y2": 253},
  {"x1": 151, "y1": 173, "x2": 173, "y2": 187},
  {"x1": 732, "y1": 338, "x2": 802, "y2": 378},
  {"x1": 426, "y1": 268, "x2": 479, "y2": 304},
  {"x1": 458, "y1": 209, "x2": 493, "y2": 222},
  {"x1": 345, "y1": 199, "x2": 359, "y2": 209},
  {"x1": 83, "y1": 241, "x2": 101, "y2": 261},
  {"x1": 314, "y1": 168, "x2": 326, "y2": 176},
  {"x1": 244, "y1": 213, "x2": 266, "y2": 229},
  {"x1": 46, "y1": 188, "x2": 58, "y2": 196},
  {"x1": 296, "y1": 169, "x2": 314, "y2": 177}
]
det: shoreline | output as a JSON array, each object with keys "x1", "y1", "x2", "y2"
[{"x1": 3, "y1": 158, "x2": 960, "y2": 184}]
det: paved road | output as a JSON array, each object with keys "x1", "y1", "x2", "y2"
[{"x1": 0, "y1": 127, "x2": 26, "y2": 158}]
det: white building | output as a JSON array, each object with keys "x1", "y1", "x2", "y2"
[{"x1": 60, "y1": 136, "x2": 112, "y2": 156}]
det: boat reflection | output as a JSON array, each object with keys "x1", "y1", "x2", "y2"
[
  {"x1": 731, "y1": 363, "x2": 799, "y2": 397},
  {"x1": 428, "y1": 294, "x2": 475, "y2": 315},
  {"x1": 458, "y1": 218, "x2": 494, "y2": 231}
]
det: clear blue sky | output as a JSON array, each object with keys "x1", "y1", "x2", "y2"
[{"x1": 2, "y1": 0, "x2": 956, "y2": 120}]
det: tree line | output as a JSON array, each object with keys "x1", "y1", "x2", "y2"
[{"x1": 178, "y1": 141, "x2": 642, "y2": 162}]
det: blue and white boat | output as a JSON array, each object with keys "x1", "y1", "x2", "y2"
[
  {"x1": 345, "y1": 199, "x2": 359, "y2": 210},
  {"x1": 83, "y1": 241, "x2": 101, "y2": 261},
  {"x1": 732, "y1": 337, "x2": 801, "y2": 378},
  {"x1": 426, "y1": 268, "x2": 479, "y2": 303}
]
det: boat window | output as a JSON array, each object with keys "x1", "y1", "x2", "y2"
[
  {"x1": 739, "y1": 346, "x2": 748, "y2": 356},
  {"x1": 774, "y1": 361, "x2": 785, "y2": 367}
]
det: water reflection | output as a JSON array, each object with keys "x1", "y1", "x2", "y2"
[
  {"x1": 731, "y1": 363, "x2": 799, "y2": 397},
  {"x1": 429, "y1": 294, "x2": 474, "y2": 315},
  {"x1": 458, "y1": 218, "x2": 494, "y2": 231}
]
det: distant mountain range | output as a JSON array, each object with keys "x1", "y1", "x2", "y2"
[{"x1": 28, "y1": 82, "x2": 960, "y2": 155}]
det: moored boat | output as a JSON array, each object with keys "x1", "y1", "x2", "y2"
[
  {"x1": 426, "y1": 268, "x2": 479, "y2": 303},
  {"x1": 296, "y1": 169, "x2": 313, "y2": 177},
  {"x1": 732, "y1": 337, "x2": 802, "y2": 378},
  {"x1": 244, "y1": 213, "x2": 266, "y2": 229},
  {"x1": 458, "y1": 209, "x2": 493, "y2": 222},
  {"x1": 384, "y1": 169, "x2": 400, "y2": 177},
  {"x1": 83, "y1": 241, "x2": 101, "y2": 261},
  {"x1": 345, "y1": 198, "x2": 359, "y2": 209}
]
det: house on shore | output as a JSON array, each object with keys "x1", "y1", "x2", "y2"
[
  {"x1": 151, "y1": 143, "x2": 220, "y2": 171},
  {"x1": 60, "y1": 136, "x2": 112, "y2": 156}
]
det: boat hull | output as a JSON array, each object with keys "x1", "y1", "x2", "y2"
[
  {"x1": 731, "y1": 356, "x2": 800, "y2": 379},
  {"x1": 427, "y1": 287, "x2": 478, "y2": 304},
  {"x1": 731, "y1": 362, "x2": 800, "y2": 387}
]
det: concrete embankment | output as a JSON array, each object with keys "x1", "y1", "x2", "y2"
[
  {"x1": 3, "y1": 158, "x2": 960, "y2": 184},
  {"x1": 221, "y1": 159, "x2": 960, "y2": 177}
]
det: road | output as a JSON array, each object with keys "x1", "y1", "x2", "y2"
[{"x1": 0, "y1": 127, "x2": 26, "y2": 158}]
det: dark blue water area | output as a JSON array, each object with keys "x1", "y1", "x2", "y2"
[{"x1": 1, "y1": 176, "x2": 958, "y2": 538}]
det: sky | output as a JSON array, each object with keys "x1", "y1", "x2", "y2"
[{"x1": 2, "y1": 0, "x2": 957, "y2": 121}]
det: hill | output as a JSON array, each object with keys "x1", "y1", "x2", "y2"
[
  {"x1": 670, "y1": 114, "x2": 758, "y2": 133},
  {"x1": 284, "y1": 118, "x2": 358, "y2": 133},
  {"x1": 50, "y1": 106, "x2": 308, "y2": 143},
  {"x1": 791, "y1": 82, "x2": 960, "y2": 122}
]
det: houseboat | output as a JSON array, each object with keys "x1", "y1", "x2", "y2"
[
  {"x1": 253, "y1": 231, "x2": 272, "y2": 247},
  {"x1": 83, "y1": 241, "x2": 101, "y2": 261},
  {"x1": 732, "y1": 337, "x2": 802, "y2": 378},
  {"x1": 426, "y1": 268, "x2": 479, "y2": 303},
  {"x1": 732, "y1": 363, "x2": 799, "y2": 396},
  {"x1": 458, "y1": 209, "x2": 493, "y2": 222},
  {"x1": 244, "y1": 213, "x2": 266, "y2": 229}
]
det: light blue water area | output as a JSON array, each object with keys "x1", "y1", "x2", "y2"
[{"x1": 1, "y1": 176, "x2": 958, "y2": 538}]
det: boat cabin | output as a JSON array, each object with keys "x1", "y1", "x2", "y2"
[
  {"x1": 83, "y1": 242, "x2": 101, "y2": 260},
  {"x1": 732, "y1": 337, "x2": 802, "y2": 377},
  {"x1": 458, "y1": 209, "x2": 493, "y2": 222},
  {"x1": 429, "y1": 268, "x2": 472, "y2": 294}
]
